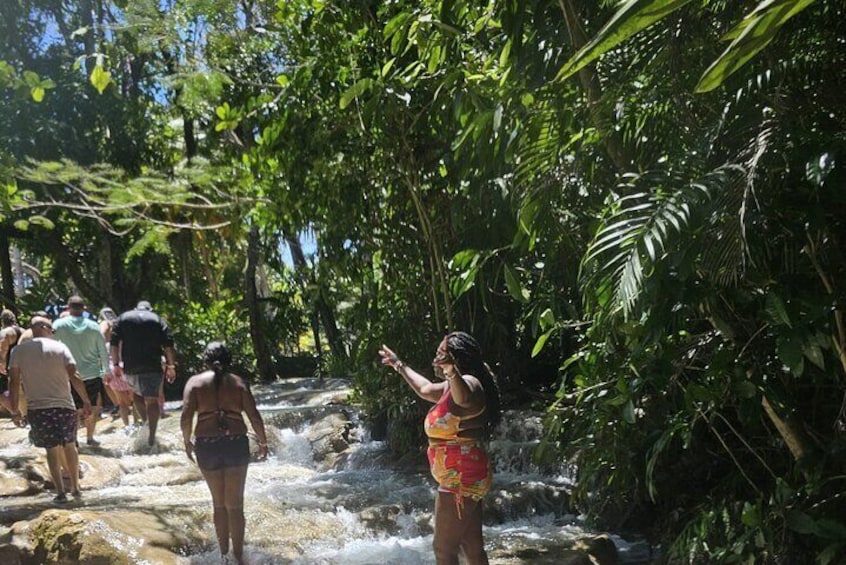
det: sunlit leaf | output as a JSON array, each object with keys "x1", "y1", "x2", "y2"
[
  {"x1": 90, "y1": 63, "x2": 111, "y2": 94},
  {"x1": 696, "y1": 0, "x2": 817, "y2": 92},
  {"x1": 556, "y1": 0, "x2": 696, "y2": 82}
]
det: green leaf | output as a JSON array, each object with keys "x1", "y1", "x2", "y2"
[
  {"x1": 30, "y1": 87, "x2": 45, "y2": 102},
  {"x1": 733, "y1": 380, "x2": 758, "y2": 399},
  {"x1": 504, "y1": 263, "x2": 530, "y2": 303},
  {"x1": 27, "y1": 215, "x2": 56, "y2": 229},
  {"x1": 622, "y1": 399, "x2": 636, "y2": 424},
  {"x1": 813, "y1": 519, "x2": 846, "y2": 541},
  {"x1": 339, "y1": 78, "x2": 373, "y2": 110},
  {"x1": 777, "y1": 336, "x2": 804, "y2": 376},
  {"x1": 802, "y1": 342, "x2": 825, "y2": 370},
  {"x1": 819, "y1": 543, "x2": 845, "y2": 565},
  {"x1": 607, "y1": 394, "x2": 630, "y2": 407},
  {"x1": 89, "y1": 63, "x2": 111, "y2": 94},
  {"x1": 695, "y1": 0, "x2": 817, "y2": 92},
  {"x1": 381, "y1": 58, "x2": 396, "y2": 77},
  {"x1": 765, "y1": 293, "x2": 792, "y2": 327},
  {"x1": 786, "y1": 510, "x2": 816, "y2": 535},
  {"x1": 741, "y1": 502, "x2": 762, "y2": 527},
  {"x1": 556, "y1": 0, "x2": 696, "y2": 82},
  {"x1": 531, "y1": 330, "x2": 552, "y2": 358},
  {"x1": 539, "y1": 307, "x2": 555, "y2": 331}
]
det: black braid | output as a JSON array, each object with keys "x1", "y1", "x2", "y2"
[
  {"x1": 446, "y1": 331, "x2": 501, "y2": 435},
  {"x1": 203, "y1": 341, "x2": 232, "y2": 390}
]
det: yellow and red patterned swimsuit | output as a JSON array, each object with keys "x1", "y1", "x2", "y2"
[{"x1": 425, "y1": 386, "x2": 492, "y2": 516}]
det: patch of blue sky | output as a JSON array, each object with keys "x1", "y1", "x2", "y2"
[{"x1": 279, "y1": 229, "x2": 317, "y2": 267}]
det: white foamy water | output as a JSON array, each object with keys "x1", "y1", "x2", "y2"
[{"x1": 0, "y1": 378, "x2": 652, "y2": 563}]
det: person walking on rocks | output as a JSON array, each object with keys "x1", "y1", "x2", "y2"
[
  {"x1": 0, "y1": 309, "x2": 22, "y2": 414},
  {"x1": 99, "y1": 307, "x2": 136, "y2": 427},
  {"x1": 181, "y1": 342, "x2": 268, "y2": 565},
  {"x1": 53, "y1": 295, "x2": 111, "y2": 446},
  {"x1": 7, "y1": 316, "x2": 92, "y2": 502},
  {"x1": 110, "y1": 301, "x2": 176, "y2": 447}
]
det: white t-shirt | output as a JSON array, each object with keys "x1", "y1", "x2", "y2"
[{"x1": 9, "y1": 338, "x2": 77, "y2": 411}]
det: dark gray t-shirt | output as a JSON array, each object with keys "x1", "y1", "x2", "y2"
[{"x1": 111, "y1": 309, "x2": 174, "y2": 374}]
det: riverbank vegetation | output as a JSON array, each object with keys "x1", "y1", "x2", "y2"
[{"x1": 2, "y1": 1, "x2": 844, "y2": 561}]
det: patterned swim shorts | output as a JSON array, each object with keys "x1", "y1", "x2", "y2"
[{"x1": 28, "y1": 407, "x2": 78, "y2": 448}]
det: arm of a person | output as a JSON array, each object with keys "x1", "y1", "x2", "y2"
[
  {"x1": 97, "y1": 332, "x2": 110, "y2": 378},
  {"x1": 0, "y1": 331, "x2": 14, "y2": 375},
  {"x1": 110, "y1": 344, "x2": 122, "y2": 377},
  {"x1": 379, "y1": 344, "x2": 445, "y2": 403},
  {"x1": 8, "y1": 366, "x2": 21, "y2": 418},
  {"x1": 399, "y1": 365, "x2": 446, "y2": 403},
  {"x1": 163, "y1": 345, "x2": 176, "y2": 382},
  {"x1": 448, "y1": 374, "x2": 486, "y2": 411},
  {"x1": 242, "y1": 386, "x2": 269, "y2": 458},
  {"x1": 181, "y1": 382, "x2": 197, "y2": 461},
  {"x1": 67, "y1": 364, "x2": 91, "y2": 416}
]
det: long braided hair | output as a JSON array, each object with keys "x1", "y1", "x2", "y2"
[
  {"x1": 204, "y1": 341, "x2": 232, "y2": 390},
  {"x1": 445, "y1": 331, "x2": 501, "y2": 435}
]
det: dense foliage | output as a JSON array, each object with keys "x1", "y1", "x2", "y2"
[{"x1": 2, "y1": 0, "x2": 845, "y2": 561}]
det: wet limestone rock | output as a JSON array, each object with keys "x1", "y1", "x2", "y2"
[
  {"x1": 0, "y1": 520, "x2": 34, "y2": 564},
  {"x1": 26, "y1": 508, "x2": 210, "y2": 564},
  {"x1": 0, "y1": 461, "x2": 34, "y2": 497},
  {"x1": 305, "y1": 411, "x2": 351, "y2": 469},
  {"x1": 573, "y1": 534, "x2": 619, "y2": 565}
]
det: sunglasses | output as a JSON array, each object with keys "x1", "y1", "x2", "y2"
[{"x1": 34, "y1": 323, "x2": 53, "y2": 331}]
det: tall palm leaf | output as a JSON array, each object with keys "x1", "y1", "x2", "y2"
[{"x1": 580, "y1": 165, "x2": 740, "y2": 318}]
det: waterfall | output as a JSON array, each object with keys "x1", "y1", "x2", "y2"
[{"x1": 0, "y1": 378, "x2": 652, "y2": 564}]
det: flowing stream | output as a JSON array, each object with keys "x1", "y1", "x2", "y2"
[{"x1": 0, "y1": 377, "x2": 652, "y2": 564}]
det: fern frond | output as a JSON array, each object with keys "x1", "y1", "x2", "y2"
[{"x1": 581, "y1": 166, "x2": 738, "y2": 318}]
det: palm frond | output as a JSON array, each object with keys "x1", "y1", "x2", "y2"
[{"x1": 581, "y1": 166, "x2": 739, "y2": 317}]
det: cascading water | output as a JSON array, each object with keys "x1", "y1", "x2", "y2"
[{"x1": 0, "y1": 378, "x2": 653, "y2": 564}]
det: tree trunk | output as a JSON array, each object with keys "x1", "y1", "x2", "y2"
[
  {"x1": 98, "y1": 237, "x2": 113, "y2": 306},
  {"x1": 246, "y1": 226, "x2": 276, "y2": 382},
  {"x1": 0, "y1": 231, "x2": 16, "y2": 312},
  {"x1": 761, "y1": 395, "x2": 812, "y2": 465},
  {"x1": 558, "y1": 0, "x2": 631, "y2": 171},
  {"x1": 285, "y1": 234, "x2": 346, "y2": 360}
]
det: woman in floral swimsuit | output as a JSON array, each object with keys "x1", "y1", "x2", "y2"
[{"x1": 380, "y1": 332, "x2": 501, "y2": 565}]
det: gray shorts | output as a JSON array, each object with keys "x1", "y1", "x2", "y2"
[{"x1": 125, "y1": 372, "x2": 162, "y2": 398}]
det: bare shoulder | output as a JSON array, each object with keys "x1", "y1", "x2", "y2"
[
  {"x1": 229, "y1": 373, "x2": 250, "y2": 390},
  {"x1": 185, "y1": 371, "x2": 215, "y2": 389},
  {"x1": 462, "y1": 374, "x2": 483, "y2": 389}
]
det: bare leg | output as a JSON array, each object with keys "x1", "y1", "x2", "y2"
[
  {"x1": 458, "y1": 498, "x2": 488, "y2": 565},
  {"x1": 224, "y1": 465, "x2": 249, "y2": 563},
  {"x1": 201, "y1": 468, "x2": 229, "y2": 557},
  {"x1": 103, "y1": 384, "x2": 120, "y2": 415},
  {"x1": 144, "y1": 396, "x2": 160, "y2": 445},
  {"x1": 44, "y1": 446, "x2": 66, "y2": 497},
  {"x1": 133, "y1": 393, "x2": 147, "y2": 424},
  {"x1": 432, "y1": 492, "x2": 489, "y2": 565},
  {"x1": 433, "y1": 491, "x2": 465, "y2": 565},
  {"x1": 62, "y1": 443, "x2": 81, "y2": 494},
  {"x1": 86, "y1": 404, "x2": 101, "y2": 442}
]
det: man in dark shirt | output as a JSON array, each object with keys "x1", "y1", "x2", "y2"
[{"x1": 110, "y1": 301, "x2": 176, "y2": 446}]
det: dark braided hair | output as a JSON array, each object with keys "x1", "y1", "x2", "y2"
[
  {"x1": 203, "y1": 341, "x2": 232, "y2": 390},
  {"x1": 445, "y1": 331, "x2": 501, "y2": 435}
]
